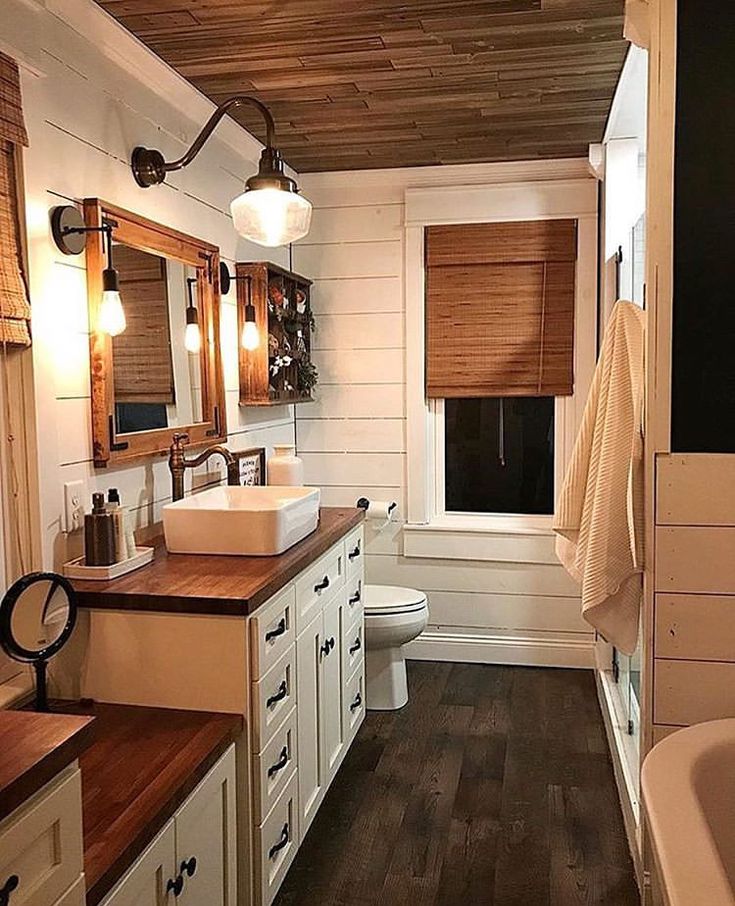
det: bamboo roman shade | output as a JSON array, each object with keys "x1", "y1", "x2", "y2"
[
  {"x1": 0, "y1": 52, "x2": 31, "y2": 347},
  {"x1": 112, "y1": 246, "x2": 175, "y2": 404},
  {"x1": 425, "y1": 219, "x2": 577, "y2": 399}
]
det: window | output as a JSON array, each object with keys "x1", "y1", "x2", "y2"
[{"x1": 445, "y1": 397, "x2": 555, "y2": 516}]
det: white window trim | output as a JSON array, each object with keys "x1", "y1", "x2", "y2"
[{"x1": 404, "y1": 166, "x2": 599, "y2": 558}]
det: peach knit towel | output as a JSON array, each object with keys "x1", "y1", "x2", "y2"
[{"x1": 553, "y1": 301, "x2": 646, "y2": 655}]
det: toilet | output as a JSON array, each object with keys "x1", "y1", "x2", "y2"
[{"x1": 364, "y1": 584, "x2": 429, "y2": 710}]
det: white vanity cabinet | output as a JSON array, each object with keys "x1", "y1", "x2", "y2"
[
  {"x1": 249, "y1": 525, "x2": 366, "y2": 906},
  {"x1": 0, "y1": 766, "x2": 85, "y2": 906},
  {"x1": 99, "y1": 745, "x2": 237, "y2": 906}
]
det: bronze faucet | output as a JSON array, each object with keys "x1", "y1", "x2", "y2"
[{"x1": 168, "y1": 432, "x2": 240, "y2": 502}]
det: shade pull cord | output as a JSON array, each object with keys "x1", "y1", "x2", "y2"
[{"x1": 499, "y1": 397, "x2": 506, "y2": 467}]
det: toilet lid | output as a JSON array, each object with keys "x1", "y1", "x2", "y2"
[{"x1": 364, "y1": 584, "x2": 427, "y2": 615}]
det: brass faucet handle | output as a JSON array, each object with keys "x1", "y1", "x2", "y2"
[{"x1": 171, "y1": 432, "x2": 190, "y2": 448}]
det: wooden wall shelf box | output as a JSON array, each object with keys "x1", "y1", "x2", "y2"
[{"x1": 237, "y1": 261, "x2": 315, "y2": 407}]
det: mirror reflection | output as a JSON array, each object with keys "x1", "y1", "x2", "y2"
[
  {"x1": 112, "y1": 243, "x2": 204, "y2": 434},
  {"x1": 8, "y1": 578, "x2": 72, "y2": 654}
]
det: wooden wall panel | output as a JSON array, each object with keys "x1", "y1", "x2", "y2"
[
  {"x1": 656, "y1": 453, "x2": 735, "y2": 526},
  {"x1": 656, "y1": 526, "x2": 735, "y2": 594},
  {"x1": 654, "y1": 659, "x2": 735, "y2": 726},
  {"x1": 655, "y1": 594, "x2": 735, "y2": 661}
]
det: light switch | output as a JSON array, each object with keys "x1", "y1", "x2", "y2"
[{"x1": 64, "y1": 480, "x2": 85, "y2": 533}]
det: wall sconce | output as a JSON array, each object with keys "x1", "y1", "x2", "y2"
[
  {"x1": 220, "y1": 264, "x2": 259, "y2": 351},
  {"x1": 131, "y1": 96, "x2": 312, "y2": 248},
  {"x1": 50, "y1": 205, "x2": 126, "y2": 336},
  {"x1": 184, "y1": 277, "x2": 201, "y2": 354}
]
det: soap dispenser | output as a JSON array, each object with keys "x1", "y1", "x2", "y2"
[{"x1": 84, "y1": 492, "x2": 117, "y2": 566}]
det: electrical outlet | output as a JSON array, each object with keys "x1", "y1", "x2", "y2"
[{"x1": 64, "y1": 480, "x2": 86, "y2": 533}]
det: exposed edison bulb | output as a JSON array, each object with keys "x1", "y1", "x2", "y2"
[
  {"x1": 98, "y1": 290, "x2": 126, "y2": 336},
  {"x1": 230, "y1": 188, "x2": 312, "y2": 247},
  {"x1": 241, "y1": 319, "x2": 260, "y2": 351},
  {"x1": 185, "y1": 320, "x2": 201, "y2": 354}
]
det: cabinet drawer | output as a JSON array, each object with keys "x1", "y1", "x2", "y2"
[
  {"x1": 295, "y1": 544, "x2": 344, "y2": 633},
  {"x1": 251, "y1": 586, "x2": 296, "y2": 681},
  {"x1": 0, "y1": 766, "x2": 84, "y2": 906},
  {"x1": 342, "y1": 618, "x2": 364, "y2": 680},
  {"x1": 253, "y1": 647, "x2": 297, "y2": 753},
  {"x1": 344, "y1": 573, "x2": 363, "y2": 628},
  {"x1": 344, "y1": 526, "x2": 364, "y2": 579},
  {"x1": 253, "y1": 709, "x2": 297, "y2": 824},
  {"x1": 343, "y1": 667, "x2": 365, "y2": 741},
  {"x1": 255, "y1": 773, "x2": 299, "y2": 906}
]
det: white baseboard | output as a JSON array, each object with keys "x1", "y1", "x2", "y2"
[{"x1": 405, "y1": 629, "x2": 594, "y2": 669}]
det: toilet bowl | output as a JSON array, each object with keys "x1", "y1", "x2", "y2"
[{"x1": 364, "y1": 584, "x2": 428, "y2": 710}]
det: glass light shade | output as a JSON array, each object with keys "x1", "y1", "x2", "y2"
[
  {"x1": 231, "y1": 188, "x2": 312, "y2": 247},
  {"x1": 184, "y1": 321, "x2": 201, "y2": 354},
  {"x1": 241, "y1": 320, "x2": 260, "y2": 351},
  {"x1": 98, "y1": 290, "x2": 126, "y2": 336}
]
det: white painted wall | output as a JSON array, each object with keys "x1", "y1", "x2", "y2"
[
  {"x1": 2, "y1": 0, "x2": 297, "y2": 569},
  {"x1": 294, "y1": 160, "x2": 599, "y2": 668}
]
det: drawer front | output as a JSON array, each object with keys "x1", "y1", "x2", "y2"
[
  {"x1": 253, "y1": 646, "x2": 297, "y2": 753},
  {"x1": 255, "y1": 773, "x2": 299, "y2": 906},
  {"x1": 0, "y1": 766, "x2": 84, "y2": 906},
  {"x1": 344, "y1": 526, "x2": 364, "y2": 579},
  {"x1": 344, "y1": 573, "x2": 364, "y2": 628},
  {"x1": 253, "y1": 709, "x2": 298, "y2": 824},
  {"x1": 251, "y1": 586, "x2": 296, "y2": 681},
  {"x1": 343, "y1": 666, "x2": 365, "y2": 741},
  {"x1": 295, "y1": 544, "x2": 344, "y2": 633},
  {"x1": 342, "y1": 617, "x2": 364, "y2": 681}
]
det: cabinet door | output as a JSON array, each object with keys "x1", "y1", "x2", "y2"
[
  {"x1": 176, "y1": 746, "x2": 237, "y2": 906},
  {"x1": 321, "y1": 593, "x2": 345, "y2": 786},
  {"x1": 296, "y1": 611, "x2": 323, "y2": 834},
  {"x1": 99, "y1": 820, "x2": 176, "y2": 906}
]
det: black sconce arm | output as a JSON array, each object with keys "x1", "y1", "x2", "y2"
[{"x1": 132, "y1": 95, "x2": 277, "y2": 189}]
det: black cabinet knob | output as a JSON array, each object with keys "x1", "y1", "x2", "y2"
[
  {"x1": 314, "y1": 575, "x2": 330, "y2": 593},
  {"x1": 267, "y1": 745, "x2": 290, "y2": 778},
  {"x1": 264, "y1": 618, "x2": 286, "y2": 643},
  {"x1": 348, "y1": 543, "x2": 361, "y2": 561},
  {"x1": 350, "y1": 692, "x2": 362, "y2": 712},
  {"x1": 0, "y1": 875, "x2": 19, "y2": 906},
  {"x1": 266, "y1": 680, "x2": 288, "y2": 708},
  {"x1": 268, "y1": 823, "x2": 290, "y2": 859},
  {"x1": 320, "y1": 636, "x2": 335, "y2": 659},
  {"x1": 348, "y1": 590, "x2": 361, "y2": 605},
  {"x1": 181, "y1": 856, "x2": 197, "y2": 878},
  {"x1": 349, "y1": 637, "x2": 362, "y2": 655},
  {"x1": 166, "y1": 875, "x2": 184, "y2": 897}
]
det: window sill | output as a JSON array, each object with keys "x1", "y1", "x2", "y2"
[{"x1": 403, "y1": 515, "x2": 560, "y2": 564}]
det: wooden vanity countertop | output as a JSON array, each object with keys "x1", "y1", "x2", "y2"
[
  {"x1": 71, "y1": 506, "x2": 364, "y2": 616},
  {"x1": 58, "y1": 700, "x2": 242, "y2": 906},
  {"x1": 0, "y1": 709, "x2": 95, "y2": 824}
]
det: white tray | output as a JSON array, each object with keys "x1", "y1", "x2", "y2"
[{"x1": 63, "y1": 546, "x2": 154, "y2": 580}]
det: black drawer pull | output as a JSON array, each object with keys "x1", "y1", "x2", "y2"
[
  {"x1": 314, "y1": 575, "x2": 330, "y2": 593},
  {"x1": 348, "y1": 542, "x2": 361, "y2": 561},
  {"x1": 269, "y1": 823, "x2": 290, "y2": 859},
  {"x1": 348, "y1": 590, "x2": 361, "y2": 605},
  {"x1": 0, "y1": 875, "x2": 19, "y2": 906},
  {"x1": 319, "y1": 636, "x2": 336, "y2": 659},
  {"x1": 349, "y1": 637, "x2": 362, "y2": 655},
  {"x1": 267, "y1": 745, "x2": 290, "y2": 778},
  {"x1": 266, "y1": 680, "x2": 288, "y2": 709},
  {"x1": 166, "y1": 875, "x2": 184, "y2": 897},
  {"x1": 181, "y1": 857, "x2": 197, "y2": 878},
  {"x1": 265, "y1": 618, "x2": 286, "y2": 644},
  {"x1": 350, "y1": 692, "x2": 362, "y2": 712}
]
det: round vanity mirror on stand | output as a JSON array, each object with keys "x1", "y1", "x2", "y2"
[{"x1": 0, "y1": 572, "x2": 78, "y2": 711}]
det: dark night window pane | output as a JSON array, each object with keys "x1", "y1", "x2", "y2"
[{"x1": 445, "y1": 397, "x2": 555, "y2": 515}]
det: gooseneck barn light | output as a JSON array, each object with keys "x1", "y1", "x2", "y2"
[{"x1": 130, "y1": 96, "x2": 312, "y2": 248}]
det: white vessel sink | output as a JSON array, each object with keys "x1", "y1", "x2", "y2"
[{"x1": 163, "y1": 486, "x2": 321, "y2": 556}]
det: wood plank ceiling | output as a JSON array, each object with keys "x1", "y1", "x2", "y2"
[{"x1": 95, "y1": 0, "x2": 628, "y2": 172}]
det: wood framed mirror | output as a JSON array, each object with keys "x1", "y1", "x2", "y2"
[{"x1": 82, "y1": 199, "x2": 227, "y2": 467}]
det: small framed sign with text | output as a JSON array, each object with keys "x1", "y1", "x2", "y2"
[{"x1": 233, "y1": 447, "x2": 266, "y2": 486}]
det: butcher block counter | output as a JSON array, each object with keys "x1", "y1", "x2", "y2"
[{"x1": 70, "y1": 507, "x2": 364, "y2": 616}]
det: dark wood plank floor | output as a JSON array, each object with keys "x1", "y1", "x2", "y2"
[{"x1": 274, "y1": 662, "x2": 640, "y2": 906}]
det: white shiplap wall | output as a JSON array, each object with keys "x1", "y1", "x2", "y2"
[
  {"x1": 4, "y1": 0, "x2": 296, "y2": 569},
  {"x1": 295, "y1": 161, "x2": 597, "y2": 668}
]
